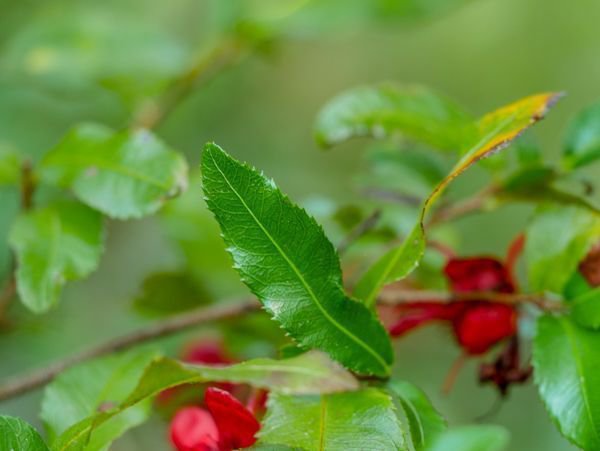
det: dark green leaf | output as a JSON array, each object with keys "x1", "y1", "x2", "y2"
[
  {"x1": 54, "y1": 352, "x2": 358, "y2": 451},
  {"x1": 387, "y1": 380, "x2": 446, "y2": 450},
  {"x1": 42, "y1": 349, "x2": 158, "y2": 449},
  {"x1": 0, "y1": 416, "x2": 49, "y2": 451},
  {"x1": 315, "y1": 83, "x2": 474, "y2": 151},
  {"x1": 133, "y1": 271, "x2": 211, "y2": 317},
  {"x1": 352, "y1": 92, "x2": 561, "y2": 306},
  {"x1": 259, "y1": 388, "x2": 405, "y2": 450},
  {"x1": 427, "y1": 425, "x2": 509, "y2": 451},
  {"x1": 563, "y1": 102, "x2": 600, "y2": 169},
  {"x1": 40, "y1": 123, "x2": 188, "y2": 219},
  {"x1": 525, "y1": 204, "x2": 600, "y2": 293},
  {"x1": 201, "y1": 143, "x2": 393, "y2": 377},
  {"x1": 533, "y1": 315, "x2": 600, "y2": 450},
  {"x1": 571, "y1": 288, "x2": 600, "y2": 329},
  {"x1": 8, "y1": 201, "x2": 104, "y2": 313}
]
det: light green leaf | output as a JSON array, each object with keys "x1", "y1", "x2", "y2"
[
  {"x1": 427, "y1": 425, "x2": 509, "y2": 451},
  {"x1": 352, "y1": 92, "x2": 561, "y2": 306},
  {"x1": 533, "y1": 315, "x2": 600, "y2": 450},
  {"x1": 0, "y1": 416, "x2": 49, "y2": 451},
  {"x1": 201, "y1": 143, "x2": 393, "y2": 377},
  {"x1": 42, "y1": 349, "x2": 159, "y2": 450},
  {"x1": 40, "y1": 123, "x2": 188, "y2": 219},
  {"x1": 571, "y1": 288, "x2": 600, "y2": 329},
  {"x1": 54, "y1": 352, "x2": 358, "y2": 451},
  {"x1": 563, "y1": 102, "x2": 600, "y2": 169},
  {"x1": 8, "y1": 201, "x2": 104, "y2": 313},
  {"x1": 525, "y1": 204, "x2": 600, "y2": 294},
  {"x1": 315, "y1": 83, "x2": 475, "y2": 151},
  {"x1": 0, "y1": 146, "x2": 21, "y2": 186},
  {"x1": 387, "y1": 380, "x2": 446, "y2": 451},
  {"x1": 259, "y1": 388, "x2": 405, "y2": 451},
  {"x1": 133, "y1": 271, "x2": 211, "y2": 317}
]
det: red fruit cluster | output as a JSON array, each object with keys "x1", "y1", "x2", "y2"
[{"x1": 387, "y1": 255, "x2": 518, "y2": 355}]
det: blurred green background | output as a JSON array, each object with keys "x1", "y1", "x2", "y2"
[{"x1": 1, "y1": 0, "x2": 598, "y2": 449}]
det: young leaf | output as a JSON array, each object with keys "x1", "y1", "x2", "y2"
[
  {"x1": 54, "y1": 352, "x2": 358, "y2": 450},
  {"x1": 387, "y1": 380, "x2": 446, "y2": 451},
  {"x1": 40, "y1": 123, "x2": 188, "y2": 219},
  {"x1": 41, "y1": 349, "x2": 158, "y2": 449},
  {"x1": 315, "y1": 83, "x2": 475, "y2": 151},
  {"x1": 427, "y1": 425, "x2": 509, "y2": 451},
  {"x1": 0, "y1": 415, "x2": 49, "y2": 451},
  {"x1": 201, "y1": 143, "x2": 393, "y2": 376},
  {"x1": 571, "y1": 288, "x2": 600, "y2": 329},
  {"x1": 258, "y1": 388, "x2": 405, "y2": 450},
  {"x1": 525, "y1": 204, "x2": 600, "y2": 294},
  {"x1": 533, "y1": 315, "x2": 600, "y2": 450},
  {"x1": 8, "y1": 201, "x2": 105, "y2": 313},
  {"x1": 563, "y1": 102, "x2": 600, "y2": 169},
  {"x1": 353, "y1": 92, "x2": 562, "y2": 306}
]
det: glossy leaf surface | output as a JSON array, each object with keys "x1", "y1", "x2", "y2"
[
  {"x1": 8, "y1": 201, "x2": 104, "y2": 313},
  {"x1": 201, "y1": 143, "x2": 393, "y2": 376},
  {"x1": 259, "y1": 388, "x2": 405, "y2": 450},
  {"x1": 533, "y1": 315, "x2": 600, "y2": 450},
  {"x1": 0, "y1": 416, "x2": 49, "y2": 451},
  {"x1": 571, "y1": 288, "x2": 600, "y2": 330},
  {"x1": 40, "y1": 123, "x2": 188, "y2": 219},
  {"x1": 427, "y1": 425, "x2": 509, "y2": 451}
]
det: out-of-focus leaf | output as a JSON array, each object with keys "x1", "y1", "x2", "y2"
[
  {"x1": 0, "y1": 415, "x2": 49, "y2": 451},
  {"x1": 427, "y1": 425, "x2": 509, "y2": 451},
  {"x1": 133, "y1": 271, "x2": 211, "y2": 317},
  {"x1": 8, "y1": 201, "x2": 104, "y2": 313},
  {"x1": 571, "y1": 288, "x2": 600, "y2": 330},
  {"x1": 0, "y1": 146, "x2": 21, "y2": 186},
  {"x1": 563, "y1": 102, "x2": 600, "y2": 169},
  {"x1": 41, "y1": 349, "x2": 158, "y2": 450},
  {"x1": 353, "y1": 92, "x2": 562, "y2": 306},
  {"x1": 525, "y1": 204, "x2": 600, "y2": 294},
  {"x1": 315, "y1": 83, "x2": 475, "y2": 151},
  {"x1": 3, "y1": 8, "x2": 189, "y2": 101},
  {"x1": 258, "y1": 389, "x2": 404, "y2": 450},
  {"x1": 387, "y1": 380, "x2": 446, "y2": 450},
  {"x1": 54, "y1": 352, "x2": 358, "y2": 451},
  {"x1": 201, "y1": 143, "x2": 393, "y2": 377},
  {"x1": 40, "y1": 123, "x2": 188, "y2": 219},
  {"x1": 533, "y1": 315, "x2": 600, "y2": 450}
]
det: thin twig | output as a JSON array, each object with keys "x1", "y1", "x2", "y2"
[
  {"x1": 0, "y1": 299, "x2": 260, "y2": 402},
  {"x1": 361, "y1": 188, "x2": 422, "y2": 207},
  {"x1": 428, "y1": 184, "x2": 499, "y2": 227},
  {"x1": 337, "y1": 209, "x2": 382, "y2": 256},
  {"x1": 378, "y1": 288, "x2": 563, "y2": 312}
]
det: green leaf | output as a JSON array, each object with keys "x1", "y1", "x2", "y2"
[
  {"x1": 352, "y1": 92, "x2": 562, "y2": 306},
  {"x1": 0, "y1": 416, "x2": 49, "y2": 451},
  {"x1": 133, "y1": 271, "x2": 211, "y2": 317},
  {"x1": 563, "y1": 102, "x2": 600, "y2": 169},
  {"x1": 8, "y1": 201, "x2": 104, "y2": 313},
  {"x1": 315, "y1": 83, "x2": 475, "y2": 151},
  {"x1": 533, "y1": 315, "x2": 600, "y2": 450},
  {"x1": 427, "y1": 425, "x2": 509, "y2": 451},
  {"x1": 40, "y1": 123, "x2": 188, "y2": 219},
  {"x1": 54, "y1": 352, "x2": 358, "y2": 451},
  {"x1": 41, "y1": 349, "x2": 158, "y2": 450},
  {"x1": 525, "y1": 204, "x2": 600, "y2": 294},
  {"x1": 259, "y1": 388, "x2": 405, "y2": 451},
  {"x1": 387, "y1": 380, "x2": 446, "y2": 451},
  {"x1": 201, "y1": 143, "x2": 393, "y2": 377},
  {"x1": 0, "y1": 146, "x2": 21, "y2": 186},
  {"x1": 571, "y1": 288, "x2": 600, "y2": 329}
]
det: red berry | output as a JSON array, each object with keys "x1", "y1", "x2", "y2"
[
  {"x1": 445, "y1": 257, "x2": 514, "y2": 293},
  {"x1": 170, "y1": 407, "x2": 219, "y2": 451},
  {"x1": 452, "y1": 302, "x2": 517, "y2": 355}
]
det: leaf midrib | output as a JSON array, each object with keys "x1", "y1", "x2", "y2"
[{"x1": 209, "y1": 151, "x2": 389, "y2": 375}]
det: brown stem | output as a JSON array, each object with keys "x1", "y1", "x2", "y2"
[
  {"x1": 378, "y1": 288, "x2": 563, "y2": 312},
  {"x1": 337, "y1": 209, "x2": 382, "y2": 256},
  {"x1": 428, "y1": 184, "x2": 499, "y2": 227},
  {"x1": 442, "y1": 352, "x2": 467, "y2": 395},
  {"x1": 0, "y1": 299, "x2": 260, "y2": 402}
]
